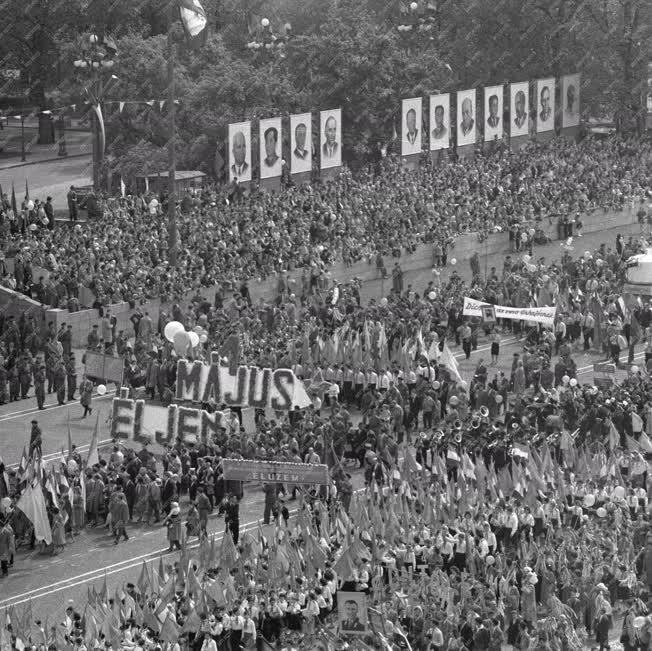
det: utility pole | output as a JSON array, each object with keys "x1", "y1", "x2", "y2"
[{"x1": 167, "y1": 21, "x2": 178, "y2": 268}]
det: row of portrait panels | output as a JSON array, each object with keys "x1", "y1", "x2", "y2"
[
  {"x1": 401, "y1": 74, "x2": 580, "y2": 156},
  {"x1": 228, "y1": 109, "x2": 342, "y2": 182}
]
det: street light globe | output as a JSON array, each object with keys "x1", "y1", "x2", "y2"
[
  {"x1": 103, "y1": 59, "x2": 114, "y2": 68},
  {"x1": 261, "y1": 17, "x2": 270, "y2": 27},
  {"x1": 92, "y1": 61, "x2": 100, "y2": 68},
  {"x1": 80, "y1": 61, "x2": 88, "y2": 68},
  {"x1": 89, "y1": 34, "x2": 98, "y2": 44},
  {"x1": 410, "y1": 1, "x2": 418, "y2": 10},
  {"x1": 73, "y1": 59, "x2": 83, "y2": 68}
]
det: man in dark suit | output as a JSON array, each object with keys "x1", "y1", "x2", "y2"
[
  {"x1": 513, "y1": 90, "x2": 527, "y2": 129},
  {"x1": 44, "y1": 196, "x2": 54, "y2": 230},
  {"x1": 341, "y1": 600, "x2": 365, "y2": 632},
  {"x1": 539, "y1": 86, "x2": 551, "y2": 123},
  {"x1": 293, "y1": 123, "x2": 309, "y2": 160},
  {"x1": 431, "y1": 104, "x2": 447, "y2": 140},
  {"x1": 460, "y1": 98, "x2": 474, "y2": 136},
  {"x1": 322, "y1": 116, "x2": 338, "y2": 159},
  {"x1": 230, "y1": 131, "x2": 249, "y2": 178},
  {"x1": 405, "y1": 108, "x2": 419, "y2": 146},
  {"x1": 263, "y1": 126, "x2": 279, "y2": 168},
  {"x1": 487, "y1": 94, "x2": 500, "y2": 128}
]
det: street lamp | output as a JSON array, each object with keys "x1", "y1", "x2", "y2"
[
  {"x1": 72, "y1": 33, "x2": 119, "y2": 191},
  {"x1": 246, "y1": 17, "x2": 291, "y2": 57}
]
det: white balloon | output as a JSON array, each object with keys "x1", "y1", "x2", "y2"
[
  {"x1": 97, "y1": 384, "x2": 107, "y2": 396},
  {"x1": 188, "y1": 331, "x2": 200, "y2": 348},
  {"x1": 164, "y1": 321, "x2": 184, "y2": 343},
  {"x1": 199, "y1": 333, "x2": 208, "y2": 344},
  {"x1": 450, "y1": 258, "x2": 457, "y2": 266}
]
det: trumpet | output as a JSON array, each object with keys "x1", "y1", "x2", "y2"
[
  {"x1": 453, "y1": 420, "x2": 463, "y2": 430},
  {"x1": 470, "y1": 417, "x2": 481, "y2": 430},
  {"x1": 433, "y1": 430, "x2": 445, "y2": 442},
  {"x1": 480, "y1": 406, "x2": 489, "y2": 418},
  {"x1": 454, "y1": 431, "x2": 462, "y2": 443}
]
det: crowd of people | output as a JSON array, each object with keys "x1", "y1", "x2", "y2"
[{"x1": 0, "y1": 134, "x2": 651, "y2": 649}]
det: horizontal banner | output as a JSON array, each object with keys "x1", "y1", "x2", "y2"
[
  {"x1": 463, "y1": 297, "x2": 556, "y2": 326},
  {"x1": 84, "y1": 351, "x2": 124, "y2": 384},
  {"x1": 221, "y1": 459, "x2": 330, "y2": 485},
  {"x1": 111, "y1": 397, "x2": 230, "y2": 446},
  {"x1": 175, "y1": 355, "x2": 312, "y2": 410}
]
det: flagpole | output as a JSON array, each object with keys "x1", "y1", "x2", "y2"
[{"x1": 167, "y1": 13, "x2": 178, "y2": 268}]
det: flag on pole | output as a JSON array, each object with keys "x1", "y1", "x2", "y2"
[
  {"x1": 86, "y1": 414, "x2": 100, "y2": 468},
  {"x1": 16, "y1": 482, "x2": 52, "y2": 545},
  {"x1": 178, "y1": 0, "x2": 208, "y2": 42},
  {"x1": 25, "y1": 180, "x2": 29, "y2": 200},
  {"x1": 441, "y1": 343, "x2": 463, "y2": 383},
  {"x1": 10, "y1": 183, "x2": 17, "y2": 216}
]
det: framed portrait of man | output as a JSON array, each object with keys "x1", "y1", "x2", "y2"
[
  {"x1": 290, "y1": 112, "x2": 312, "y2": 174},
  {"x1": 536, "y1": 78, "x2": 555, "y2": 133},
  {"x1": 457, "y1": 89, "x2": 476, "y2": 147},
  {"x1": 320, "y1": 108, "x2": 342, "y2": 169},
  {"x1": 510, "y1": 81, "x2": 529, "y2": 137},
  {"x1": 429, "y1": 93, "x2": 450, "y2": 151},
  {"x1": 259, "y1": 117, "x2": 282, "y2": 179},
  {"x1": 338, "y1": 592, "x2": 368, "y2": 636},
  {"x1": 401, "y1": 97, "x2": 422, "y2": 156},
  {"x1": 484, "y1": 86, "x2": 503, "y2": 142},
  {"x1": 482, "y1": 305, "x2": 496, "y2": 323},
  {"x1": 228, "y1": 121, "x2": 252, "y2": 183},
  {"x1": 562, "y1": 73, "x2": 580, "y2": 128}
]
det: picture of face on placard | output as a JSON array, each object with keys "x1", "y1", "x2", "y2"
[
  {"x1": 290, "y1": 112, "x2": 312, "y2": 174},
  {"x1": 511, "y1": 82, "x2": 529, "y2": 136},
  {"x1": 259, "y1": 117, "x2": 282, "y2": 179},
  {"x1": 401, "y1": 97, "x2": 422, "y2": 156},
  {"x1": 320, "y1": 109, "x2": 342, "y2": 169},
  {"x1": 537, "y1": 78, "x2": 555, "y2": 133},
  {"x1": 228, "y1": 121, "x2": 252, "y2": 182},
  {"x1": 429, "y1": 94, "x2": 450, "y2": 150},
  {"x1": 484, "y1": 86, "x2": 503, "y2": 141},
  {"x1": 338, "y1": 592, "x2": 368, "y2": 635},
  {"x1": 562, "y1": 73, "x2": 580, "y2": 127},
  {"x1": 457, "y1": 89, "x2": 476, "y2": 146}
]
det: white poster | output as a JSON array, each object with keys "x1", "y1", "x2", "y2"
[
  {"x1": 228, "y1": 121, "x2": 252, "y2": 182},
  {"x1": 536, "y1": 78, "x2": 555, "y2": 133},
  {"x1": 429, "y1": 93, "x2": 450, "y2": 150},
  {"x1": 510, "y1": 81, "x2": 529, "y2": 137},
  {"x1": 463, "y1": 297, "x2": 555, "y2": 326},
  {"x1": 484, "y1": 86, "x2": 503, "y2": 142},
  {"x1": 457, "y1": 89, "x2": 476, "y2": 147},
  {"x1": 401, "y1": 97, "x2": 422, "y2": 156},
  {"x1": 320, "y1": 109, "x2": 342, "y2": 169},
  {"x1": 259, "y1": 117, "x2": 282, "y2": 179},
  {"x1": 290, "y1": 113, "x2": 312, "y2": 174},
  {"x1": 561, "y1": 73, "x2": 580, "y2": 127}
]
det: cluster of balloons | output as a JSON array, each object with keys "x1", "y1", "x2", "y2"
[
  {"x1": 164, "y1": 321, "x2": 209, "y2": 356},
  {"x1": 97, "y1": 384, "x2": 107, "y2": 396},
  {"x1": 561, "y1": 375, "x2": 578, "y2": 387}
]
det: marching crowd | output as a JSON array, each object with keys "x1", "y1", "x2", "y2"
[{"x1": 0, "y1": 134, "x2": 651, "y2": 649}]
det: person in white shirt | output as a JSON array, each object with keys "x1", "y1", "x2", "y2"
[{"x1": 199, "y1": 633, "x2": 217, "y2": 651}]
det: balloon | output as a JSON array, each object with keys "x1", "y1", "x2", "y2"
[
  {"x1": 29, "y1": 223, "x2": 37, "y2": 231},
  {"x1": 630, "y1": 365, "x2": 639, "y2": 374},
  {"x1": 583, "y1": 494, "x2": 595, "y2": 507},
  {"x1": 27, "y1": 200, "x2": 34, "y2": 210},
  {"x1": 613, "y1": 486, "x2": 625, "y2": 499},
  {"x1": 188, "y1": 331, "x2": 200, "y2": 348},
  {"x1": 541, "y1": 275, "x2": 549, "y2": 282},
  {"x1": 521, "y1": 232, "x2": 528, "y2": 242},
  {"x1": 584, "y1": 251, "x2": 592, "y2": 260},
  {"x1": 380, "y1": 297, "x2": 388, "y2": 307},
  {"x1": 569, "y1": 378, "x2": 578, "y2": 387},
  {"x1": 164, "y1": 321, "x2": 184, "y2": 343},
  {"x1": 528, "y1": 228, "x2": 535, "y2": 236},
  {"x1": 449, "y1": 396, "x2": 459, "y2": 406},
  {"x1": 450, "y1": 258, "x2": 457, "y2": 265},
  {"x1": 562, "y1": 375, "x2": 570, "y2": 385},
  {"x1": 633, "y1": 616, "x2": 646, "y2": 628},
  {"x1": 458, "y1": 381, "x2": 468, "y2": 391},
  {"x1": 486, "y1": 555, "x2": 495, "y2": 566},
  {"x1": 194, "y1": 325, "x2": 203, "y2": 333},
  {"x1": 522, "y1": 254, "x2": 531, "y2": 262},
  {"x1": 495, "y1": 394, "x2": 503, "y2": 404},
  {"x1": 432, "y1": 381, "x2": 440, "y2": 390},
  {"x1": 596, "y1": 507, "x2": 607, "y2": 518},
  {"x1": 173, "y1": 330, "x2": 189, "y2": 356},
  {"x1": 42, "y1": 217, "x2": 49, "y2": 225},
  {"x1": 199, "y1": 334, "x2": 208, "y2": 344},
  {"x1": 96, "y1": 384, "x2": 107, "y2": 396},
  {"x1": 150, "y1": 198, "x2": 159, "y2": 208},
  {"x1": 528, "y1": 574, "x2": 538, "y2": 585},
  {"x1": 428, "y1": 291, "x2": 437, "y2": 300}
]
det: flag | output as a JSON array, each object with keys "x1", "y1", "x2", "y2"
[
  {"x1": 100, "y1": 33, "x2": 118, "y2": 55},
  {"x1": 86, "y1": 414, "x2": 100, "y2": 468},
  {"x1": 16, "y1": 482, "x2": 52, "y2": 544},
  {"x1": 137, "y1": 560, "x2": 150, "y2": 595},
  {"x1": 441, "y1": 343, "x2": 463, "y2": 383},
  {"x1": 512, "y1": 442, "x2": 529, "y2": 459},
  {"x1": 10, "y1": 182, "x2": 17, "y2": 216},
  {"x1": 630, "y1": 313, "x2": 642, "y2": 345},
  {"x1": 25, "y1": 180, "x2": 29, "y2": 201},
  {"x1": 178, "y1": 0, "x2": 208, "y2": 41},
  {"x1": 17, "y1": 447, "x2": 28, "y2": 480},
  {"x1": 67, "y1": 415, "x2": 74, "y2": 463}
]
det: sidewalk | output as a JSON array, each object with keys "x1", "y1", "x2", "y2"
[{"x1": 0, "y1": 127, "x2": 91, "y2": 170}]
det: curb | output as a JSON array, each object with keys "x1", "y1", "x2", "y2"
[{"x1": 0, "y1": 152, "x2": 90, "y2": 171}]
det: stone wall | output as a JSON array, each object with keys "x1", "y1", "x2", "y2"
[{"x1": 47, "y1": 203, "x2": 641, "y2": 348}]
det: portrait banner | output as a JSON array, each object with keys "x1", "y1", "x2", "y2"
[
  {"x1": 562, "y1": 73, "x2": 580, "y2": 127},
  {"x1": 228, "y1": 121, "x2": 252, "y2": 182},
  {"x1": 290, "y1": 112, "x2": 312, "y2": 174},
  {"x1": 463, "y1": 297, "x2": 555, "y2": 326},
  {"x1": 259, "y1": 117, "x2": 282, "y2": 178},
  {"x1": 536, "y1": 78, "x2": 555, "y2": 133},
  {"x1": 320, "y1": 108, "x2": 342, "y2": 169},
  {"x1": 510, "y1": 81, "x2": 530, "y2": 137},
  {"x1": 456, "y1": 89, "x2": 476, "y2": 147},
  {"x1": 337, "y1": 592, "x2": 368, "y2": 635},
  {"x1": 429, "y1": 93, "x2": 450, "y2": 150},
  {"x1": 484, "y1": 85, "x2": 503, "y2": 142},
  {"x1": 401, "y1": 97, "x2": 422, "y2": 156},
  {"x1": 83, "y1": 351, "x2": 124, "y2": 385}
]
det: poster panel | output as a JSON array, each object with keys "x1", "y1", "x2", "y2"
[
  {"x1": 401, "y1": 97, "x2": 422, "y2": 156},
  {"x1": 228, "y1": 121, "x2": 252, "y2": 182},
  {"x1": 484, "y1": 85, "x2": 503, "y2": 141},
  {"x1": 290, "y1": 112, "x2": 312, "y2": 174},
  {"x1": 337, "y1": 592, "x2": 368, "y2": 636},
  {"x1": 457, "y1": 89, "x2": 476, "y2": 146},
  {"x1": 320, "y1": 109, "x2": 342, "y2": 169},
  {"x1": 510, "y1": 81, "x2": 529, "y2": 137},
  {"x1": 429, "y1": 93, "x2": 450, "y2": 150},
  {"x1": 259, "y1": 117, "x2": 283, "y2": 178},
  {"x1": 536, "y1": 78, "x2": 555, "y2": 133},
  {"x1": 561, "y1": 73, "x2": 580, "y2": 127}
]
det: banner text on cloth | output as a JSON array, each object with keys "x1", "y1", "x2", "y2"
[
  {"x1": 175, "y1": 354, "x2": 312, "y2": 410},
  {"x1": 222, "y1": 458, "x2": 330, "y2": 485},
  {"x1": 462, "y1": 297, "x2": 556, "y2": 326}
]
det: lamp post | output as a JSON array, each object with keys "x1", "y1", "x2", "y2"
[
  {"x1": 73, "y1": 33, "x2": 118, "y2": 191},
  {"x1": 245, "y1": 18, "x2": 291, "y2": 57}
]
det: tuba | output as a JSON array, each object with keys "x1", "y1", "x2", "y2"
[
  {"x1": 470, "y1": 415, "x2": 481, "y2": 429},
  {"x1": 480, "y1": 405, "x2": 489, "y2": 418},
  {"x1": 454, "y1": 430, "x2": 462, "y2": 443}
]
